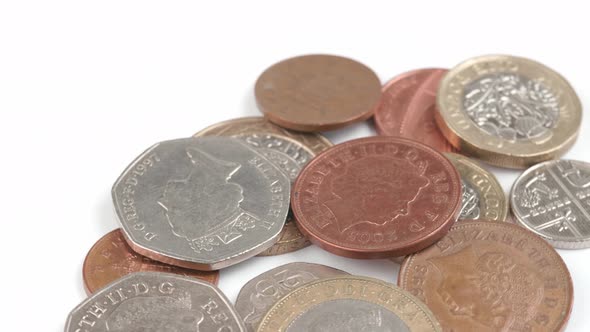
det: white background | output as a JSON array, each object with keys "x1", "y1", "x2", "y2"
[{"x1": 1, "y1": 1, "x2": 589, "y2": 331}]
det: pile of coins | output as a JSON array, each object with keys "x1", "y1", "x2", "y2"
[{"x1": 65, "y1": 54, "x2": 586, "y2": 331}]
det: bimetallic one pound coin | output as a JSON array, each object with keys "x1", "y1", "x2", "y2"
[
  {"x1": 83, "y1": 229, "x2": 219, "y2": 294},
  {"x1": 444, "y1": 153, "x2": 508, "y2": 222},
  {"x1": 399, "y1": 221, "x2": 573, "y2": 332},
  {"x1": 257, "y1": 276, "x2": 442, "y2": 332},
  {"x1": 511, "y1": 159, "x2": 590, "y2": 249},
  {"x1": 195, "y1": 117, "x2": 331, "y2": 256},
  {"x1": 374, "y1": 68, "x2": 455, "y2": 152},
  {"x1": 236, "y1": 262, "x2": 349, "y2": 332},
  {"x1": 292, "y1": 137, "x2": 462, "y2": 258},
  {"x1": 255, "y1": 54, "x2": 381, "y2": 131},
  {"x1": 65, "y1": 272, "x2": 246, "y2": 332},
  {"x1": 436, "y1": 55, "x2": 582, "y2": 168},
  {"x1": 112, "y1": 136, "x2": 291, "y2": 270}
]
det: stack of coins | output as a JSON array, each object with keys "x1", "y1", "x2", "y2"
[{"x1": 65, "y1": 53, "x2": 585, "y2": 332}]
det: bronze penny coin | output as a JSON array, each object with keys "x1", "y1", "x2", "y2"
[
  {"x1": 82, "y1": 229, "x2": 219, "y2": 294},
  {"x1": 291, "y1": 136, "x2": 462, "y2": 258},
  {"x1": 399, "y1": 221, "x2": 573, "y2": 332},
  {"x1": 255, "y1": 54, "x2": 381, "y2": 132},
  {"x1": 374, "y1": 68, "x2": 456, "y2": 152}
]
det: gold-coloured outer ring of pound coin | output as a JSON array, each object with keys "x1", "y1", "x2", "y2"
[
  {"x1": 436, "y1": 54, "x2": 582, "y2": 169},
  {"x1": 194, "y1": 117, "x2": 333, "y2": 255},
  {"x1": 443, "y1": 153, "x2": 508, "y2": 222},
  {"x1": 256, "y1": 276, "x2": 442, "y2": 332}
]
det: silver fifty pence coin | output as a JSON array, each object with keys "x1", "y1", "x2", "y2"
[
  {"x1": 112, "y1": 136, "x2": 291, "y2": 270},
  {"x1": 511, "y1": 159, "x2": 590, "y2": 249},
  {"x1": 235, "y1": 262, "x2": 349, "y2": 332},
  {"x1": 64, "y1": 272, "x2": 246, "y2": 332}
]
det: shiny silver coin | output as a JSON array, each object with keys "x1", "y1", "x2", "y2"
[
  {"x1": 64, "y1": 272, "x2": 246, "y2": 332},
  {"x1": 511, "y1": 159, "x2": 590, "y2": 248},
  {"x1": 235, "y1": 262, "x2": 349, "y2": 331},
  {"x1": 112, "y1": 136, "x2": 291, "y2": 270}
]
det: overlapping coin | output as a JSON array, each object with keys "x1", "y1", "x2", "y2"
[
  {"x1": 292, "y1": 136, "x2": 462, "y2": 258},
  {"x1": 195, "y1": 117, "x2": 332, "y2": 255},
  {"x1": 235, "y1": 262, "x2": 349, "y2": 331},
  {"x1": 83, "y1": 229, "x2": 219, "y2": 294},
  {"x1": 255, "y1": 54, "x2": 382, "y2": 131},
  {"x1": 436, "y1": 54, "x2": 582, "y2": 168},
  {"x1": 65, "y1": 272, "x2": 246, "y2": 332},
  {"x1": 112, "y1": 136, "x2": 291, "y2": 270},
  {"x1": 399, "y1": 221, "x2": 573, "y2": 332},
  {"x1": 511, "y1": 159, "x2": 590, "y2": 249},
  {"x1": 257, "y1": 276, "x2": 442, "y2": 332},
  {"x1": 374, "y1": 68, "x2": 455, "y2": 152},
  {"x1": 444, "y1": 153, "x2": 508, "y2": 222}
]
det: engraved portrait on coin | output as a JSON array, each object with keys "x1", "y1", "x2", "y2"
[
  {"x1": 112, "y1": 137, "x2": 290, "y2": 270},
  {"x1": 511, "y1": 159, "x2": 590, "y2": 249},
  {"x1": 436, "y1": 55, "x2": 581, "y2": 168},
  {"x1": 64, "y1": 272, "x2": 246, "y2": 332},
  {"x1": 324, "y1": 156, "x2": 429, "y2": 232}
]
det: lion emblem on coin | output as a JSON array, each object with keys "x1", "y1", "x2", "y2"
[
  {"x1": 323, "y1": 156, "x2": 429, "y2": 232},
  {"x1": 430, "y1": 246, "x2": 544, "y2": 330}
]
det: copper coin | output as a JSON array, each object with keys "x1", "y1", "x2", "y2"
[
  {"x1": 399, "y1": 220, "x2": 573, "y2": 332},
  {"x1": 82, "y1": 229, "x2": 219, "y2": 294},
  {"x1": 255, "y1": 54, "x2": 381, "y2": 132},
  {"x1": 291, "y1": 136, "x2": 462, "y2": 258},
  {"x1": 374, "y1": 68, "x2": 455, "y2": 152}
]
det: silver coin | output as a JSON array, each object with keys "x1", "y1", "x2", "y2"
[
  {"x1": 511, "y1": 159, "x2": 590, "y2": 248},
  {"x1": 235, "y1": 262, "x2": 349, "y2": 332},
  {"x1": 287, "y1": 299, "x2": 410, "y2": 332},
  {"x1": 64, "y1": 272, "x2": 246, "y2": 332},
  {"x1": 236, "y1": 133, "x2": 314, "y2": 183},
  {"x1": 112, "y1": 136, "x2": 291, "y2": 270}
]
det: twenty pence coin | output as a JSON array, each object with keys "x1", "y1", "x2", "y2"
[
  {"x1": 292, "y1": 136, "x2": 462, "y2": 258},
  {"x1": 436, "y1": 54, "x2": 581, "y2": 168},
  {"x1": 511, "y1": 159, "x2": 590, "y2": 249},
  {"x1": 256, "y1": 276, "x2": 442, "y2": 332},
  {"x1": 374, "y1": 68, "x2": 455, "y2": 152},
  {"x1": 83, "y1": 229, "x2": 219, "y2": 294},
  {"x1": 236, "y1": 262, "x2": 349, "y2": 332},
  {"x1": 65, "y1": 272, "x2": 246, "y2": 332},
  {"x1": 399, "y1": 221, "x2": 573, "y2": 332},
  {"x1": 255, "y1": 54, "x2": 381, "y2": 131}
]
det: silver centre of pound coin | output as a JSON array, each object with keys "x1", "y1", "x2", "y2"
[
  {"x1": 463, "y1": 73, "x2": 559, "y2": 142},
  {"x1": 235, "y1": 262, "x2": 349, "y2": 332},
  {"x1": 511, "y1": 159, "x2": 590, "y2": 248},
  {"x1": 112, "y1": 137, "x2": 291, "y2": 270},
  {"x1": 459, "y1": 180, "x2": 481, "y2": 220},
  {"x1": 236, "y1": 133, "x2": 314, "y2": 183},
  {"x1": 286, "y1": 299, "x2": 410, "y2": 332},
  {"x1": 64, "y1": 272, "x2": 246, "y2": 332}
]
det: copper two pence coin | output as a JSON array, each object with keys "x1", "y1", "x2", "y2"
[
  {"x1": 255, "y1": 54, "x2": 381, "y2": 132},
  {"x1": 83, "y1": 229, "x2": 219, "y2": 294},
  {"x1": 374, "y1": 68, "x2": 455, "y2": 152},
  {"x1": 291, "y1": 136, "x2": 462, "y2": 258},
  {"x1": 399, "y1": 221, "x2": 573, "y2": 332}
]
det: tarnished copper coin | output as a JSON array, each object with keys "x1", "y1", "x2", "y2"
[
  {"x1": 399, "y1": 221, "x2": 573, "y2": 332},
  {"x1": 292, "y1": 136, "x2": 462, "y2": 258},
  {"x1": 374, "y1": 68, "x2": 455, "y2": 152},
  {"x1": 255, "y1": 54, "x2": 381, "y2": 132},
  {"x1": 83, "y1": 229, "x2": 219, "y2": 294}
]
